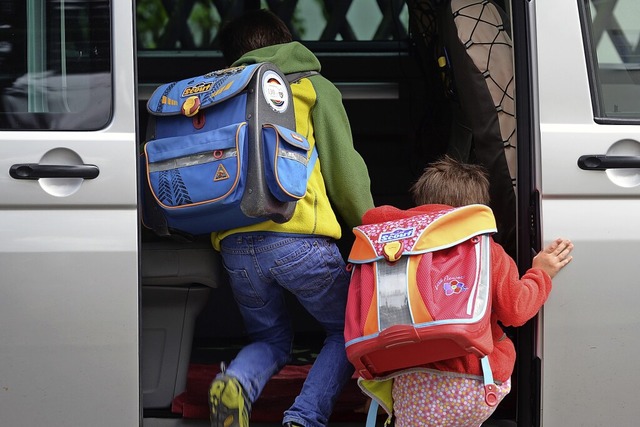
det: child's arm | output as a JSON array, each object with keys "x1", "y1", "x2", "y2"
[
  {"x1": 491, "y1": 238, "x2": 573, "y2": 327},
  {"x1": 531, "y1": 238, "x2": 574, "y2": 279}
]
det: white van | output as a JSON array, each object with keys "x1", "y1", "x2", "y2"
[{"x1": 1, "y1": 0, "x2": 638, "y2": 426}]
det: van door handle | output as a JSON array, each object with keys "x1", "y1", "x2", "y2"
[
  {"x1": 9, "y1": 163, "x2": 100, "y2": 180},
  {"x1": 577, "y1": 155, "x2": 640, "y2": 171}
]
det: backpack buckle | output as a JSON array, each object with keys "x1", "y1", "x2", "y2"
[{"x1": 382, "y1": 241, "x2": 403, "y2": 262}]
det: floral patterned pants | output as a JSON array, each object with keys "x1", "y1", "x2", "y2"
[{"x1": 392, "y1": 371, "x2": 511, "y2": 427}]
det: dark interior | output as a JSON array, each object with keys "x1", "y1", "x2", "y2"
[{"x1": 138, "y1": 1, "x2": 527, "y2": 425}]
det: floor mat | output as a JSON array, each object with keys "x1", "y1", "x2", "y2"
[{"x1": 172, "y1": 363, "x2": 371, "y2": 422}]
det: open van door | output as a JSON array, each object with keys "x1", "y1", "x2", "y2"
[
  {"x1": 530, "y1": 0, "x2": 640, "y2": 424},
  {"x1": 0, "y1": 1, "x2": 139, "y2": 426}
]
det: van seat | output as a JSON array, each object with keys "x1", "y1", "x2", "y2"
[
  {"x1": 141, "y1": 233, "x2": 224, "y2": 409},
  {"x1": 141, "y1": 235, "x2": 223, "y2": 288}
]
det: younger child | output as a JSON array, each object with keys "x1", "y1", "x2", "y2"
[{"x1": 360, "y1": 156, "x2": 573, "y2": 427}]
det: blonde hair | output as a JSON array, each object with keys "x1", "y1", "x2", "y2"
[{"x1": 410, "y1": 156, "x2": 490, "y2": 207}]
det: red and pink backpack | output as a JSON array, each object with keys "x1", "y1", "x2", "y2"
[{"x1": 344, "y1": 204, "x2": 500, "y2": 406}]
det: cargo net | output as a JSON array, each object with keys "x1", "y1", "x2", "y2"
[
  {"x1": 452, "y1": 0, "x2": 516, "y2": 187},
  {"x1": 407, "y1": 0, "x2": 440, "y2": 56}
]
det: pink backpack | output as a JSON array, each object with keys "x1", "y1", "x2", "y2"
[{"x1": 344, "y1": 204, "x2": 500, "y2": 406}]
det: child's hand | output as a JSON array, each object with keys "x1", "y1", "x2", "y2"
[{"x1": 532, "y1": 238, "x2": 574, "y2": 279}]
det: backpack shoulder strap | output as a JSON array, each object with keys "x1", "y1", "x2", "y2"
[
  {"x1": 286, "y1": 70, "x2": 320, "y2": 84},
  {"x1": 366, "y1": 399, "x2": 379, "y2": 427},
  {"x1": 284, "y1": 70, "x2": 320, "y2": 177}
]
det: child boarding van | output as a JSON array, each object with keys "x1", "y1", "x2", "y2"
[{"x1": 0, "y1": 0, "x2": 638, "y2": 426}]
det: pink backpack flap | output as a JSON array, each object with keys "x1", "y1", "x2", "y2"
[{"x1": 344, "y1": 204, "x2": 501, "y2": 406}]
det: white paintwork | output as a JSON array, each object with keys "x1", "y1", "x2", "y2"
[
  {"x1": 0, "y1": 1, "x2": 140, "y2": 426},
  {"x1": 533, "y1": 0, "x2": 640, "y2": 425}
]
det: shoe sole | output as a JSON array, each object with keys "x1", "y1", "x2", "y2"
[{"x1": 209, "y1": 376, "x2": 249, "y2": 427}]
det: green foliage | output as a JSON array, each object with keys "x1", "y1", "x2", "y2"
[
  {"x1": 136, "y1": 0, "x2": 168, "y2": 49},
  {"x1": 188, "y1": 1, "x2": 221, "y2": 48}
]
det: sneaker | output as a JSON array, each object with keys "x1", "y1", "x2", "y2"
[{"x1": 208, "y1": 373, "x2": 251, "y2": 427}]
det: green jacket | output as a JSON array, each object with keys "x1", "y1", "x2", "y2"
[{"x1": 211, "y1": 42, "x2": 374, "y2": 248}]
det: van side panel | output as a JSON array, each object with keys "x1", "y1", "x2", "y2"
[
  {"x1": 534, "y1": 0, "x2": 640, "y2": 425},
  {"x1": 0, "y1": 1, "x2": 140, "y2": 426}
]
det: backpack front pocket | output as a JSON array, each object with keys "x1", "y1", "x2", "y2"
[
  {"x1": 144, "y1": 122, "x2": 247, "y2": 210},
  {"x1": 262, "y1": 124, "x2": 315, "y2": 202}
]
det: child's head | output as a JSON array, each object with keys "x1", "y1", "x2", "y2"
[
  {"x1": 218, "y1": 9, "x2": 293, "y2": 65},
  {"x1": 410, "y1": 155, "x2": 490, "y2": 207}
]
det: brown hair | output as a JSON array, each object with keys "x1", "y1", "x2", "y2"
[
  {"x1": 410, "y1": 155, "x2": 491, "y2": 207},
  {"x1": 218, "y1": 9, "x2": 293, "y2": 65}
]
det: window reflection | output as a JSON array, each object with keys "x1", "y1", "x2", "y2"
[
  {"x1": 0, "y1": 0, "x2": 112, "y2": 131},
  {"x1": 585, "y1": 0, "x2": 640, "y2": 120}
]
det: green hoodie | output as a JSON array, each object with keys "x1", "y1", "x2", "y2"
[{"x1": 211, "y1": 42, "x2": 374, "y2": 249}]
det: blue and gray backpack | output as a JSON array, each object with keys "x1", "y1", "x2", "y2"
[{"x1": 141, "y1": 63, "x2": 317, "y2": 237}]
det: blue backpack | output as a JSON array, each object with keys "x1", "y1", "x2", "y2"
[{"x1": 141, "y1": 63, "x2": 317, "y2": 237}]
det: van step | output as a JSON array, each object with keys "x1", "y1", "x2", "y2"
[{"x1": 171, "y1": 363, "x2": 368, "y2": 422}]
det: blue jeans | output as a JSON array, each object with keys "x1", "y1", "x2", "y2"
[{"x1": 218, "y1": 232, "x2": 354, "y2": 427}]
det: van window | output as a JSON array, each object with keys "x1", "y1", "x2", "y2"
[
  {"x1": 0, "y1": 0, "x2": 112, "y2": 130},
  {"x1": 583, "y1": 0, "x2": 640, "y2": 122},
  {"x1": 136, "y1": 0, "x2": 410, "y2": 50}
]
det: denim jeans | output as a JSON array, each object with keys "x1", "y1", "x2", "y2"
[{"x1": 218, "y1": 232, "x2": 354, "y2": 427}]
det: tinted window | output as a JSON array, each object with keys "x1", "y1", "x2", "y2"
[
  {"x1": 136, "y1": 0, "x2": 410, "y2": 50},
  {"x1": 0, "y1": 0, "x2": 112, "y2": 130},
  {"x1": 583, "y1": 0, "x2": 640, "y2": 121}
]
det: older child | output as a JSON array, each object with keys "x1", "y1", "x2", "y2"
[
  {"x1": 360, "y1": 156, "x2": 573, "y2": 427},
  {"x1": 208, "y1": 9, "x2": 374, "y2": 427}
]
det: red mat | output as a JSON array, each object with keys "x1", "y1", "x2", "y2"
[{"x1": 172, "y1": 363, "x2": 371, "y2": 422}]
